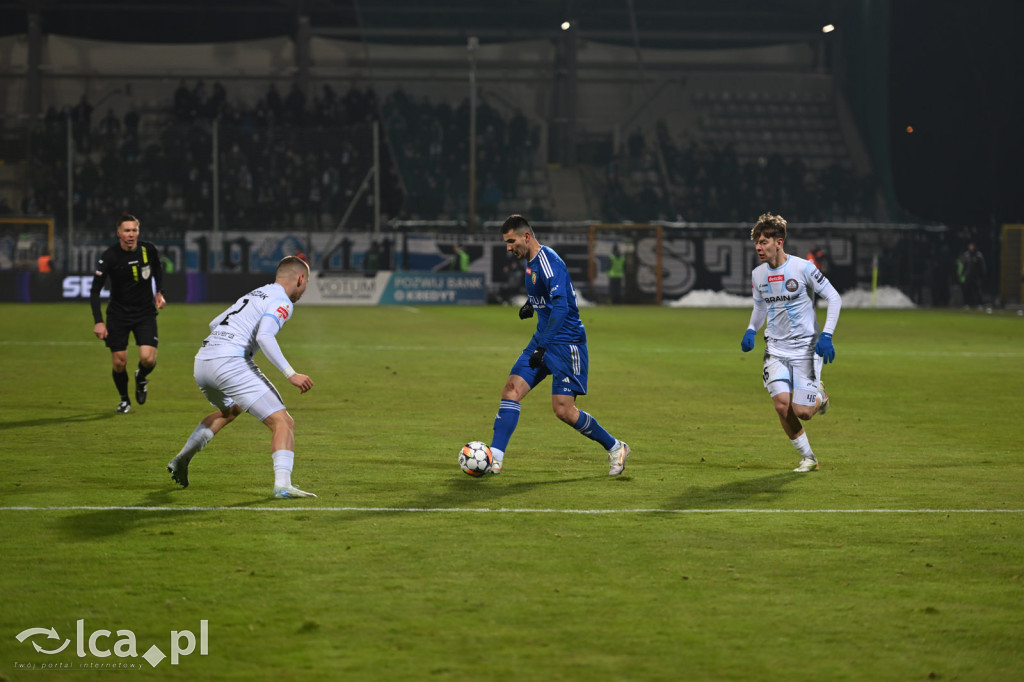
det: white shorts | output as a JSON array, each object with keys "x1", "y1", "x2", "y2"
[
  {"x1": 762, "y1": 353, "x2": 823, "y2": 407},
  {"x1": 194, "y1": 356, "x2": 286, "y2": 422}
]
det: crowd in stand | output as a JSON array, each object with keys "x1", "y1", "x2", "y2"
[
  {"x1": 382, "y1": 90, "x2": 539, "y2": 222},
  {"x1": 23, "y1": 80, "x2": 878, "y2": 238},
  {"x1": 25, "y1": 81, "x2": 411, "y2": 238},
  {"x1": 21, "y1": 81, "x2": 549, "y2": 236}
]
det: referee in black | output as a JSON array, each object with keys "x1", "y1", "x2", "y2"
[{"x1": 91, "y1": 213, "x2": 167, "y2": 413}]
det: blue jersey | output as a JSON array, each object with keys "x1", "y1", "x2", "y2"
[{"x1": 525, "y1": 245, "x2": 586, "y2": 347}]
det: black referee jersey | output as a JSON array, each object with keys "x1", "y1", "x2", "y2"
[{"x1": 90, "y1": 241, "x2": 164, "y2": 323}]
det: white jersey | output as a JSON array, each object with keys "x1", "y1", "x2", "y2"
[
  {"x1": 195, "y1": 283, "x2": 295, "y2": 372},
  {"x1": 749, "y1": 254, "x2": 841, "y2": 357}
]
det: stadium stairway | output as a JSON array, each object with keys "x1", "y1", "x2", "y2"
[
  {"x1": 0, "y1": 162, "x2": 23, "y2": 211},
  {"x1": 548, "y1": 166, "x2": 589, "y2": 221}
]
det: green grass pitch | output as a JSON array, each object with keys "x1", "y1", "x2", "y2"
[{"x1": 1, "y1": 303, "x2": 1023, "y2": 681}]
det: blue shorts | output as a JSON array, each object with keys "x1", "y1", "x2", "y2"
[{"x1": 510, "y1": 342, "x2": 589, "y2": 396}]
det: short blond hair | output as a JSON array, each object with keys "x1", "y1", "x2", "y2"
[
  {"x1": 750, "y1": 212, "x2": 787, "y2": 242},
  {"x1": 277, "y1": 255, "x2": 309, "y2": 278}
]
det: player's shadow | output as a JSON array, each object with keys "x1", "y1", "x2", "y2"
[
  {"x1": 57, "y1": 488, "x2": 190, "y2": 540},
  {"x1": 0, "y1": 412, "x2": 114, "y2": 430},
  {"x1": 55, "y1": 488, "x2": 271, "y2": 540},
  {"x1": 668, "y1": 472, "x2": 801, "y2": 509},
  {"x1": 381, "y1": 474, "x2": 603, "y2": 514}
]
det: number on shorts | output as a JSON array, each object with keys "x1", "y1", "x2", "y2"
[{"x1": 219, "y1": 298, "x2": 250, "y2": 326}]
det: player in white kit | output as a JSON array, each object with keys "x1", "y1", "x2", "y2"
[
  {"x1": 167, "y1": 256, "x2": 317, "y2": 498},
  {"x1": 740, "y1": 213, "x2": 842, "y2": 472}
]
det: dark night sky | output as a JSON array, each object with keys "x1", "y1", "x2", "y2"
[{"x1": 888, "y1": 0, "x2": 1024, "y2": 228}]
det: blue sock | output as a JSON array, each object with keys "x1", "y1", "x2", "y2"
[
  {"x1": 491, "y1": 399, "x2": 521, "y2": 454},
  {"x1": 574, "y1": 410, "x2": 616, "y2": 450}
]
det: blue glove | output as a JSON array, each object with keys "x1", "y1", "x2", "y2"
[
  {"x1": 741, "y1": 329, "x2": 756, "y2": 352},
  {"x1": 815, "y1": 332, "x2": 835, "y2": 363},
  {"x1": 529, "y1": 347, "x2": 546, "y2": 369}
]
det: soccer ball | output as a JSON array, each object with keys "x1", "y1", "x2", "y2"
[{"x1": 459, "y1": 441, "x2": 492, "y2": 477}]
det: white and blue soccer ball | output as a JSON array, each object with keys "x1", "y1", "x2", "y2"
[{"x1": 459, "y1": 441, "x2": 492, "y2": 477}]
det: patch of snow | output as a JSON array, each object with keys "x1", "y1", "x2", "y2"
[{"x1": 667, "y1": 286, "x2": 916, "y2": 309}]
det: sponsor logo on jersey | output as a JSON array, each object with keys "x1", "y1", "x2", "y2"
[
  {"x1": 786, "y1": 279, "x2": 799, "y2": 292},
  {"x1": 768, "y1": 274, "x2": 785, "y2": 282},
  {"x1": 525, "y1": 267, "x2": 532, "y2": 275},
  {"x1": 764, "y1": 294, "x2": 795, "y2": 303},
  {"x1": 276, "y1": 306, "x2": 290, "y2": 321}
]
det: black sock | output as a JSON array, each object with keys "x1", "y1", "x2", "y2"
[
  {"x1": 113, "y1": 370, "x2": 130, "y2": 401},
  {"x1": 137, "y1": 362, "x2": 155, "y2": 381}
]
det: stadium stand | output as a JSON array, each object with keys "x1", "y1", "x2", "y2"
[{"x1": 19, "y1": 80, "x2": 554, "y2": 236}]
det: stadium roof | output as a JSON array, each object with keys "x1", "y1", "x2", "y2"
[{"x1": 0, "y1": 0, "x2": 836, "y2": 47}]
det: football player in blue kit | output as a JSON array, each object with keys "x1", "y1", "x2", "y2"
[{"x1": 488, "y1": 214, "x2": 631, "y2": 476}]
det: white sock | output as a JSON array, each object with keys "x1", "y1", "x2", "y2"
[
  {"x1": 790, "y1": 433, "x2": 815, "y2": 460},
  {"x1": 272, "y1": 449, "x2": 294, "y2": 488},
  {"x1": 176, "y1": 424, "x2": 214, "y2": 462},
  {"x1": 489, "y1": 447, "x2": 504, "y2": 463}
]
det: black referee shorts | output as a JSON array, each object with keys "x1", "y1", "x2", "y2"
[{"x1": 105, "y1": 313, "x2": 159, "y2": 352}]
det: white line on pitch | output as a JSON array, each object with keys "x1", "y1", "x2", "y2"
[
  {"x1": 2, "y1": 340, "x2": 1023, "y2": 359},
  {"x1": 1, "y1": 506, "x2": 1022, "y2": 514}
]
